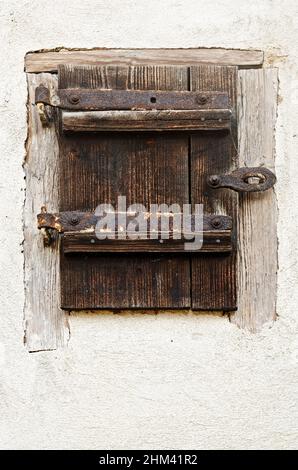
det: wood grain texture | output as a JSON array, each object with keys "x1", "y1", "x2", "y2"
[
  {"x1": 62, "y1": 109, "x2": 232, "y2": 132},
  {"x1": 231, "y1": 68, "x2": 278, "y2": 331},
  {"x1": 59, "y1": 65, "x2": 191, "y2": 309},
  {"x1": 25, "y1": 48, "x2": 264, "y2": 73},
  {"x1": 24, "y1": 73, "x2": 69, "y2": 351},
  {"x1": 190, "y1": 65, "x2": 238, "y2": 310},
  {"x1": 62, "y1": 230, "x2": 233, "y2": 253}
]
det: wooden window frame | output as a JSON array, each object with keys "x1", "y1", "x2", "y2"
[{"x1": 24, "y1": 48, "x2": 278, "y2": 351}]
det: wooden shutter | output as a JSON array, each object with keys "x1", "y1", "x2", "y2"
[{"x1": 55, "y1": 64, "x2": 238, "y2": 310}]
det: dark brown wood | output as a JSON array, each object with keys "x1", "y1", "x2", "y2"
[
  {"x1": 60, "y1": 253, "x2": 189, "y2": 310},
  {"x1": 62, "y1": 231, "x2": 232, "y2": 253},
  {"x1": 59, "y1": 64, "x2": 191, "y2": 309},
  {"x1": 62, "y1": 110, "x2": 231, "y2": 132},
  {"x1": 190, "y1": 65, "x2": 238, "y2": 310},
  {"x1": 56, "y1": 64, "x2": 238, "y2": 310}
]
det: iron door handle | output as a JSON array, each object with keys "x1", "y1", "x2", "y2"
[{"x1": 207, "y1": 167, "x2": 276, "y2": 193}]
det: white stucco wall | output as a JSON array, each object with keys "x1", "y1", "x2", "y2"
[{"x1": 0, "y1": 0, "x2": 297, "y2": 449}]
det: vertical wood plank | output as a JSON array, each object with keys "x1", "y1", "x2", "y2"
[
  {"x1": 59, "y1": 65, "x2": 191, "y2": 309},
  {"x1": 24, "y1": 73, "x2": 69, "y2": 351},
  {"x1": 230, "y1": 68, "x2": 278, "y2": 331},
  {"x1": 190, "y1": 65, "x2": 238, "y2": 310}
]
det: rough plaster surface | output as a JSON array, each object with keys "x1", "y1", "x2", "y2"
[{"x1": 0, "y1": 0, "x2": 298, "y2": 450}]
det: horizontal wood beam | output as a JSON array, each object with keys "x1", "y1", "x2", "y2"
[
  {"x1": 62, "y1": 110, "x2": 231, "y2": 132},
  {"x1": 25, "y1": 48, "x2": 264, "y2": 73},
  {"x1": 62, "y1": 231, "x2": 232, "y2": 253}
]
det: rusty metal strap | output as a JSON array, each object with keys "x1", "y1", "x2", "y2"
[
  {"x1": 37, "y1": 210, "x2": 233, "y2": 233},
  {"x1": 35, "y1": 86, "x2": 230, "y2": 111}
]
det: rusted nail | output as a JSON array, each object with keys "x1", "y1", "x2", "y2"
[
  {"x1": 36, "y1": 103, "x2": 51, "y2": 126},
  {"x1": 70, "y1": 216, "x2": 79, "y2": 225},
  {"x1": 40, "y1": 228, "x2": 52, "y2": 246},
  {"x1": 69, "y1": 95, "x2": 80, "y2": 105},
  {"x1": 211, "y1": 217, "x2": 222, "y2": 229},
  {"x1": 208, "y1": 175, "x2": 220, "y2": 186},
  {"x1": 197, "y1": 94, "x2": 208, "y2": 105}
]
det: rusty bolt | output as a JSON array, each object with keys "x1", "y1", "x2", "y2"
[
  {"x1": 69, "y1": 95, "x2": 80, "y2": 105},
  {"x1": 197, "y1": 94, "x2": 208, "y2": 105},
  {"x1": 70, "y1": 216, "x2": 79, "y2": 226},
  {"x1": 211, "y1": 217, "x2": 222, "y2": 229},
  {"x1": 208, "y1": 175, "x2": 220, "y2": 186}
]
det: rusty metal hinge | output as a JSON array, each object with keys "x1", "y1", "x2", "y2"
[
  {"x1": 35, "y1": 85, "x2": 232, "y2": 132},
  {"x1": 207, "y1": 167, "x2": 276, "y2": 193},
  {"x1": 35, "y1": 86, "x2": 230, "y2": 111},
  {"x1": 37, "y1": 209, "x2": 233, "y2": 253}
]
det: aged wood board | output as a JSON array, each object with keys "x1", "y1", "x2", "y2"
[{"x1": 25, "y1": 48, "x2": 264, "y2": 73}]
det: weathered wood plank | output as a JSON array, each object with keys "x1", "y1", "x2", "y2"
[
  {"x1": 62, "y1": 230, "x2": 233, "y2": 253},
  {"x1": 25, "y1": 48, "x2": 264, "y2": 73},
  {"x1": 230, "y1": 68, "x2": 278, "y2": 332},
  {"x1": 62, "y1": 109, "x2": 231, "y2": 132},
  {"x1": 24, "y1": 73, "x2": 69, "y2": 351},
  {"x1": 190, "y1": 65, "x2": 238, "y2": 310}
]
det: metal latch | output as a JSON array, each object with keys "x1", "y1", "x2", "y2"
[{"x1": 207, "y1": 167, "x2": 276, "y2": 193}]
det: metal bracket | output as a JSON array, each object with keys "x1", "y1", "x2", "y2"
[
  {"x1": 207, "y1": 167, "x2": 276, "y2": 193},
  {"x1": 35, "y1": 87, "x2": 54, "y2": 126},
  {"x1": 37, "y1": 207, "x2": 55, "y2": 245}
]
